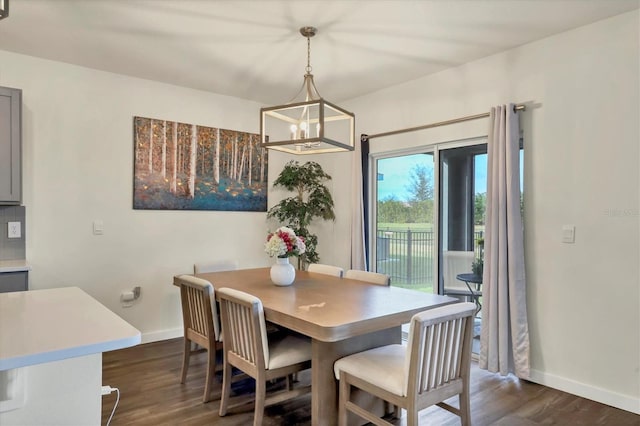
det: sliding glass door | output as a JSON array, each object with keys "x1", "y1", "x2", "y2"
[{"x1": 371, "y1": 142, "x2": 485, "y2": 296}]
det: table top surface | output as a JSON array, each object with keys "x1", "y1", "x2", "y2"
[
  {"x1": 0, "y1": 287, "x2": 141, "y2": 370},
  {"x1": 456, "y1": 273, "x2": 483, "y2": 284},
  {"x1": 186, "y1": 267, "x2": 456, "y2": 342}
]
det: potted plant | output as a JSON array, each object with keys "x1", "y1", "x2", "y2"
[
  {"x1": 471, "y1": 238, "x2": 484, "y2": 277},
  {"x1": 267, "y1": 161, "x2": 335, "y2": 270}
]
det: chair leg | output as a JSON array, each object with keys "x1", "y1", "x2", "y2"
[
  {"x1": 286, "y1": 374, "x2": 293, "y2": 391},
  {"x1": 253, "y1": 378, "x2": 266, "y2": 426},
  {"x1": 407, "y1": 408, "x2": 418, "y2": 426},
  {"x1": 202, "y1": 347, "x2": 215, "y2": 403},
  {"x1": 338, "y1": 373, "x2": 350, "y2": 426},
  {"x1": 406, "y1": 400, "x2": 418, "y2": 426},
  {"x1": 459, "y1": 388, "x2": 471, "y2": 426},
  {"x1": 180, "y1": 337, "x2": 191, "y2": 384},
  {"x1": 219, "y1": 360, "x2": 232, "y2": 416}
]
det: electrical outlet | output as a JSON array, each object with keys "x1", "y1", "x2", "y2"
[{"x1": 8, "y1": 222, "x2": 21, "y2": 239}]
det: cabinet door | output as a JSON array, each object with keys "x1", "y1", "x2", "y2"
[
  {"x1": 0, "y1": 86, "x2": 22, "y2": 204},
  {"x1": 0, "y1": 271, "x2": 28, "y2": 293}
]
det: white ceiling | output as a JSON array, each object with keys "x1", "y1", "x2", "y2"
[{"x1": 0, "y1": 0, "x2": 637, "y2": 104}]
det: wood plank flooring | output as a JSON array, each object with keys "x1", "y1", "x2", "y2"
[{"x1": 101, "y1": 338, "x2": 639, "y2": 425}]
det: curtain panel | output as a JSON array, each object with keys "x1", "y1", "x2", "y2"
[{"x1": 479, "y1": 104, "x2": 530, "y2": 379}]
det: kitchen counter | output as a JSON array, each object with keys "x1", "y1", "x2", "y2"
[
  {"x1": 0, "y1": 286, "x2": 140, "y2": 370},
  {"x1": 0, "y1": 259, "x2": 30, "y2": 273},
  {"x1": 0, "y1": 287, "x2": 141, "y2": 425}
]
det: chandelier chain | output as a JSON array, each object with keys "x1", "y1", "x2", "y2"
[{"x1": 306, "y1": 34, "x2": 312, "y2": 74}]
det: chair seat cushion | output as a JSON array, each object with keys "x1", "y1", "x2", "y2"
[
  {"x1": 268, "y1": 333, "x2": 312, "y2": 370},
  {"x1": 334, "y1": 344, "x2": 406, "y2": 396}
]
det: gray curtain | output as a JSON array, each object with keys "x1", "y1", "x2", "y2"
[
  {"x1": 479, "y1": 104, "x2": 530, "y2": 379},
  {"x1": 350, "y1": 137, "x2": 367, "y2": 270}
]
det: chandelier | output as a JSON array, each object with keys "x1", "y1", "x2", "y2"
[
  {"x1": 260, "y1": 26, "x2": 355, "y2": 155},
  {"x1": 0, "y1": 0, "x2": 8, "y2": 20}
]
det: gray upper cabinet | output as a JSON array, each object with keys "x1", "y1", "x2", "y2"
[{"x1": 0, "y1": 86, "x2": 22, "y2": 204}]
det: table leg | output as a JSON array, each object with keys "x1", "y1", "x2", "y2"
[{"x1": 311, "y1": 327, "x2": 401, "y2": 426}]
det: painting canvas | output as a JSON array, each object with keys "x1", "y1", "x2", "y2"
[{"x1": 133, "y1": 116, "x2": 268, "y2": 211}]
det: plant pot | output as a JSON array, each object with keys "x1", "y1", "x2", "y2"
[{"x1": 270, "y1": 257, "x2": 296, "y2": 286}]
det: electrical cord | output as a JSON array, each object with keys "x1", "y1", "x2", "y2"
[{"x1": 102, "y1": 386, "x2": 120, "y2": 426}]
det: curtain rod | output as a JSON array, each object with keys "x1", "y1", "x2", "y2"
[{"x1": 364, "y1": 104, "x2": 525, "y2": 141}]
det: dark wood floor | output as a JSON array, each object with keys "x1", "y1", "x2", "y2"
[{"x1": 101, "y1": 338, "x2": 639, "y2": 425}]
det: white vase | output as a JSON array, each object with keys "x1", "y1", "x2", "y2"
[{"x1": 270, "y1": 257, "x2": 295, "y2": 286}]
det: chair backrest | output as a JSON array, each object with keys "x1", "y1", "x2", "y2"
[
  {"x1": 442, "y1": 251, "x2": 474, "y2": 290},
  {"x1": 194, "y1": 259, "x2": 239, "y2": 274},
  {"x1": 308, "y1": 263, "x2": 344, "y2": 278},
  {"x1": 174, "y1": 274, "x2": 221, "y2": 343},
  {"x1": 217, "y1": 287, "x2": 270, "y2": 371},
  {"x1": 344, "y1": 269, "x2": 390, "y2": 286},
  {"x1": 404, "y1": 302, "x2": 476, "y2": 397}
]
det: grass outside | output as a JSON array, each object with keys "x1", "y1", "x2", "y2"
[{"x1": 377, "y1": 222, "x2": 434, "y2": 231}]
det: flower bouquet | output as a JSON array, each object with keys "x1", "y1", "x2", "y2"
[
  {"x1": 265, "y1": 226, "x2": 306, "y2": 258},
  {"x1": 265, "y1": 227, "x2": 306, "y2": 286}
]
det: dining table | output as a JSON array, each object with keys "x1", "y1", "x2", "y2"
[{"x1": 191, "y1": 267, "x2": 457, "y2": 426}]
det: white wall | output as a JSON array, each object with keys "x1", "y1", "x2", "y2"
[
  {"x1": 0, "y1": 50, "x2": 295, "y2": 342},
  {"x1": 326, "y1": 11, "x2": 639, "y2": 413}
]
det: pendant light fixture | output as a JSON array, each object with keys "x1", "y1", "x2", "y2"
[
  {"x1": 0, "y1": 0, "x2": 9, "y2": 20},
  {"x1": 260, "y1": 26, "x2": 355, "y2": 155}
]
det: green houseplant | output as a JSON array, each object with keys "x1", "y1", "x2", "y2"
[
  {"x1": 471, "y1": 238, "x2": 485, "y2": 277},
  {"x1": 267, "y1": 161, "x2": 335, "y2": 270}
]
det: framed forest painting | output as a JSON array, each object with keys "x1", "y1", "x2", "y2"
[{"x1": 133, "y1": 116, "x2": 268, "y2": 211}]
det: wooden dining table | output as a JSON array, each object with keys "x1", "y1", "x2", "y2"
[{"x1": 191, "y1": 267, "x2": 456, "y2": 426}]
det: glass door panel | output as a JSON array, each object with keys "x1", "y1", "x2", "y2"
[
  {"x1": 439, "y1": 144, "x2": 486, "y2": 297},
  {"x1": 374, "y1": 153, "x2": 435, "y2": 293}
]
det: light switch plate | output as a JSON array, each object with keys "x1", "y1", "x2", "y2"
[
  {"x1": 7, "y1": 222, "x2": 21, "y2": 239},
  {"x1": 93, "y1": 220, "x2": 104, "y2": 235},
  {"x1": 562, "y1": 225, "x2": 575, "y2": 243}
]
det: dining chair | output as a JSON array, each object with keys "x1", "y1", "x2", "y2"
[
  {"x1": 194, "y1": 259, "x2": 239, "y2": 274},
  {"x1": 308, "y1": 263, "x2": 344, "y2": 277},
  {"x1": 344, "y1": 269, "x2": 391, "y2": 286},
  {"x1": 334, "y1": 302, "x2": 476, "y2": 426},
  {"x1": 217, "y1": 287, "x2": 312, "y2": 426},
  {"x1": 174, "y1": 274, "x2": 222, "y2": 403}
]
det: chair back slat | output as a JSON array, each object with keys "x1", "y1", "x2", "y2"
[
  {"x1": 218, "y1": 287, "x2": 269, "y2": 370},
  {"x1": 308, "y1": 263, "x2": 344, "y2": 277},
  {"x1": 405, "y1": 302, "x2": 475, "y2": 395},
  {"x1": 176, "y1": 275, "x2": 219, "y2": 343},
  {"x1": 344, "y1": 269, "x2": 391, "y2": 286}
]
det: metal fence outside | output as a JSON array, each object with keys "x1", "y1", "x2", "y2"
[{"x1": 376, "y1": 229, "x2": 484, "y2": 286}]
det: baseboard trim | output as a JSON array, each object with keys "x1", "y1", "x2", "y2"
[
  {"x1": 140, "y1": 328, "x2": 183, "y2": 344},
  {"x1": 529, "y1": 368, "x2": 640, "y2": 415}
]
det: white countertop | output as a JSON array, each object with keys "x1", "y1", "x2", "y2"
[
  {"x1": 0, "y1": 287, "x2": 141, "y2": 370},
  {"x1": 0, "y1": 260, "x2": 31, "y2": 273}
]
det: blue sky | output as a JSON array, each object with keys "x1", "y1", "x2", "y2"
[
  {"x1": 377, "y1": 154, "x2": 434, "y2": 201},
  {"x1": 377, "y1": 153, "x2": 488, "y2": 202},
  {"x1": 377, "y1": 151, "x2": 522, "y2": 202}
]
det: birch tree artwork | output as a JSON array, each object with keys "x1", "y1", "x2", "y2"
[{"x1": 133, "y1": 116, "x2": 268, "y2": 211}]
